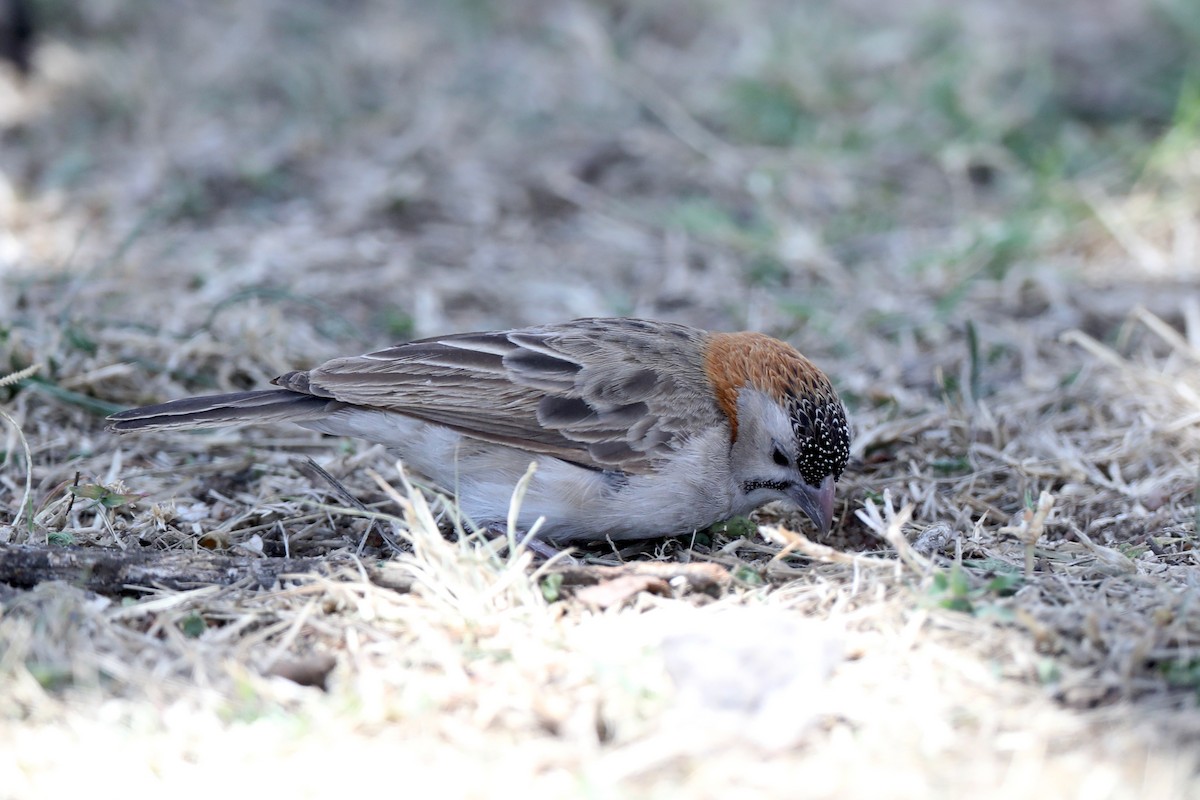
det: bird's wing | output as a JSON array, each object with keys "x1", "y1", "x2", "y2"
[{"x1": 274, "y1": 318, "x2": 727, "y2": 473}]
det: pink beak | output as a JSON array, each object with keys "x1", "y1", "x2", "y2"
[{"x1": 790, "y1": 474, "x2": 836, "y2": 533}]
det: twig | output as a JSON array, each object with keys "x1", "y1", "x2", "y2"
[
  {"x1": 0, "y1": 363, "x2": 41, "y2": 388},
  {"x1": 759, "y1": 525, "x2": 898, "y2": 570},
  {"x1": 854, "y1": 490, "x2": 924, "y2": 573},
  {"x1": 1132, "y1": 305, "x2": 1200, "y2": 363},
  {"x1": 998, "y1": 490, "x2": 1056, "y2": 577},
  {"x1": 0, "y1": 543, "x2": 414, "y2": 595},
  {"x1": 1080, "y1": 187, "x2": 1169, "y2": 273},
  {"x1": 0, "y1": 365, "x2": 39, "y2": 531}
]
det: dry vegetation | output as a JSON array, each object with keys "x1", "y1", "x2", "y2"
[{"x1": 1, "y1": 0, "x2": 1199, "y2": 796}]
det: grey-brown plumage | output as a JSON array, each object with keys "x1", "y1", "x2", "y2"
[
  {"x1": 109, "y1": 318, "x2": 850, "y2": 543},
  {"x1": 106, "y1": 389, "x2": 335, "y2": 432},
  {"x1": 112, "y1": 319, "x2": 726, "y2": 474}
]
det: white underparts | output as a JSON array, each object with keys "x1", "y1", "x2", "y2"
[{"x1": 297, "y1": 407, "x2": 737, "y2": 543}]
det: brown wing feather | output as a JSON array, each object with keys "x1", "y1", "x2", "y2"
[{"x1": 275, "y1": 318, "x2": 726, "y2": 473}]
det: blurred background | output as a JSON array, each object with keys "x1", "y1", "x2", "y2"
[
  {"x1": 2, "y1": 0, "x2": 1198, "y2": 525},
  {"x1": 3, "y1": 0, "x2": 1200, "y2": 551},
  {"x1": 2, "y1": 0, "x2": 1197, "y2": 370},
  {"x1": 2, "y1": 3, "x2": 1200, "y2": 794}
]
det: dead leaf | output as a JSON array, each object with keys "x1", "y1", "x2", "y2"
[{"x1": 573, "y1": 575, "x2": 670, "y2": 609}]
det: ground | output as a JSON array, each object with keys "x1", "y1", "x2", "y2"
[{"x1": 1, "y1": 1, "x2": 1199, "y2": 797}]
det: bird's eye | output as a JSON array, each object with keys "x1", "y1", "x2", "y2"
[{"x1": 772, "y1": 446, "x2": 790, "y2": 467}]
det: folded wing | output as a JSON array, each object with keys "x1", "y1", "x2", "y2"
[{"x1": 277, "y1": 318, "x2": 724, "y2": 473}]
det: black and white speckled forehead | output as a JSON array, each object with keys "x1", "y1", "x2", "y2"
[{"x1": 789, "y1": 395, "x2": 850, "y2": 487}]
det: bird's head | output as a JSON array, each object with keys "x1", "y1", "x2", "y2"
[{"x1": 705, "y1": 332, "x2": 850, "y2": 532}]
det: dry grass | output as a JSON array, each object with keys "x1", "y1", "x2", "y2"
[{"x1": 2, "y1": 0, "x2": 1199, "y2": 797}]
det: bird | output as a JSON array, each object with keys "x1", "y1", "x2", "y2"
[{"x1": 108, "y1": 318, "x2": 851, "y2": 545}]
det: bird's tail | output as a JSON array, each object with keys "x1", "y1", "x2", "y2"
[{"x1": 107, "y1": 390, "x2": 338, "y2": 433}]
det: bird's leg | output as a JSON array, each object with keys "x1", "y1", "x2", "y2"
[
  {"x1": 521, "y1": 535, "x2": 576, "y2": 563},
  {"x1": 478, "y1": 524, "x2": 576, "y2": 563}
]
